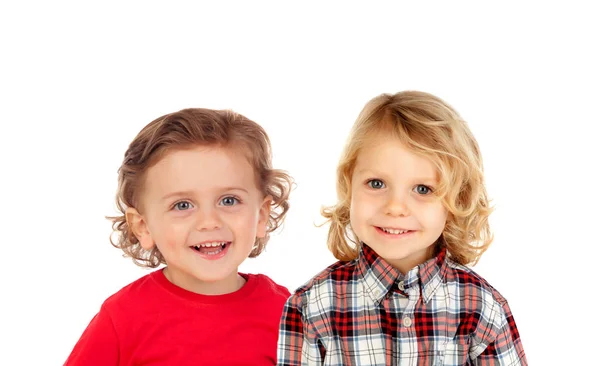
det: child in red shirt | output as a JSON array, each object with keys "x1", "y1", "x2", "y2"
[{"x1": 65, "y1": 108, "x2": 293, "y2": 365}]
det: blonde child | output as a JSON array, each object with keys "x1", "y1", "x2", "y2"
[
  {"x1": 65, "y1": 108, "x2": 293, "y2": 365},
  {"x1": 278, "y1": 91, "x2": 527, "y2": 365}
]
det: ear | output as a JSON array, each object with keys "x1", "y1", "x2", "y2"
[
  {"x1": 126, "y1": 207, "x2": 155, "y2": 250},
  {"x1": 256, "y1": 195, "x2": 272, "y2": 239}
]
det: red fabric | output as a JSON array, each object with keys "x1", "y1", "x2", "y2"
[{"x1": 65, "y1": 269, "x2": 290, "y2": 365}]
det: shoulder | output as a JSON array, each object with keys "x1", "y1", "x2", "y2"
[
  {"x1": 102, "y1": 270, "x2": 160, "y2": 313},
  {"x1": 444, "y1": 260, "x2": 524, "y2": 356},
  {"x1": 241, "y1": 273, "x2": 292, "y2": 318},
  {"x1": 248, "y1": 273, "x2": 291, "y2": 299},
  {"x1": 444, "y1": 260, "x2": 509, "y2": 309},
  {"x1": 288, "y1": 259, "x2": 358, "y2": 307}
]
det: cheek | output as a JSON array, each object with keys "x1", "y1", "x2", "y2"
[
  {"x1": 225, "y1": 207, "x2": 259, "y2": 230},
  {"x1": 350, "y1": 192, "x2": 374, "y2": 227},
  {"x1": 149, "y1": 216, "x2": 190, "y2": 248},
  {"x1": 349, "y1": 191, "x2": 359, "y2": 224},
  {"x1": 163, "y1": 227, "x2": 183, "y2": 249},
  {"x1": 422, "y1": 204, "x2": 448, "y2": 231},
  {"x1": 243, "y1": 213, "x2": 260, "y2": 231},
  {"x1": 353, "y1": 189, "x2": 381, "y2": 209}
]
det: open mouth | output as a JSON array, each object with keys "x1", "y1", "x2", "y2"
[
  {"x1": 376, "y1": 227, "x2": 414, "y2": 236},
  {"x1": 190, "y1": 241, "x2": 231, "y2": 256}
]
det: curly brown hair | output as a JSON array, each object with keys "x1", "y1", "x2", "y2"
[
  {"x1": 108, "y1": 108, "x2": 293, "y2": 268},
  {"x1": 321, "y1": 91, "x2": 493, "y2": 266}
]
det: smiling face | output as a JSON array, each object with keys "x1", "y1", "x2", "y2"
[
  {"x1": 126, "y1": 144, "x2": 271, "y2": 295},
  {"x1": 349, "y1": 134, "x2": 448, "y2": 274}
]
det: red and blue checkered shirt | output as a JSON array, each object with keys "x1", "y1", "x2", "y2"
[{"x1": 277, "y1": 244, "x2": 527, "y2": 365}]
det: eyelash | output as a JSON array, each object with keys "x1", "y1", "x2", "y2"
[
  {"x1": 171, "y1": 196, "x2": 242, "y2": 211},
  {"x1": 366, "y1": 179, "x2": 385, "y2": 189},
  {"x1": 219, "y1": 196, "x2": 241, "y2": 206},
  {"x1": 173, "y1": 200, "x2": 193, "y2": 211},
  {"x1": 414, "y1": 185, "x2": 434, "y2": 195},
  {"x1": 365, "y1": 179, "x2": 434, "y2": 195}
]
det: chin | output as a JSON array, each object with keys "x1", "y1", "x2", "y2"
[{"x1": 194, "y1": 270, "x2": 234, "y2": 283}]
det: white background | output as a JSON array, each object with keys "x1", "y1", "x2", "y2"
[{"x1": 1, "y1": 1, "x2": 598, "y2": 365}]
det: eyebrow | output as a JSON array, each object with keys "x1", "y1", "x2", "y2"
[
  {"x1": 161, "y1": 191, "x2": 195, "y2": 201},
  {"x1": 355, "y1": 169, "x2": 437, "y2": 183},
  {"x1": 161, "y1": 187, "x2": 249, "y2": 201}
]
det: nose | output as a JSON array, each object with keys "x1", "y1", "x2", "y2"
[
  {"x1": 384, "y1": 189, "x2": 410, "y2": 217},
  {"x1": 195, "y1": 207, "x2": 222, "y2": 231}
]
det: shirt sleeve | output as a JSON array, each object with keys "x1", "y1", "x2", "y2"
[
  {"x1": 277, "y1": 292, "x2": 323, "y2": 365},
  {"x1": 472, "y1": 300, "x2": 528, "y2": 366},
  {"x1": 63, "y1": 305, "x2": 119, "y2": 366}
]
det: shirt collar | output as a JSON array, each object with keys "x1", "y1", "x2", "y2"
[
  {"x1": 358, "y1": 243, "x2": 448, "y2": 305},
  {"x1": 358, "y1": 244, "x2": 404, "y2": 304}
]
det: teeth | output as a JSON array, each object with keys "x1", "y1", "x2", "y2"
[
  {"x1": 193, "y1": 242, "x2": 227, "y2": 250},
  {"x1": 381, "y1": 227, "x2": 408, "y2": 235},
  {"x1": 205, "y1": 247, "x2": 223, "y2": 255},
  {"x1": 201, "y1": 242, "x2": 226, "y2": 248}
]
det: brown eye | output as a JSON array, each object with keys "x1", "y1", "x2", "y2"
[{"x1": 367, "y1": 179, "x2": 385, "y2": 189}]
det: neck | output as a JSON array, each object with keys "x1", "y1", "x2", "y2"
[{"x1": 163, "y1": 267, "x2": 246, "y2": 295}]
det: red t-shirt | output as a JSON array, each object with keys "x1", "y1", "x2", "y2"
[{"x1": 64, "y1": 270, "x2": 291, "y2": 365}]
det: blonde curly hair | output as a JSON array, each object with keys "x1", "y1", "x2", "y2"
[
  {"x1": 109, "y1": 108, "x2": 293, "y2": 268},
  {"x1": 321, "y1": 91, "x2": 493, "y2": 266}
]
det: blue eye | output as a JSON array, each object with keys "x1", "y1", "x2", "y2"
[
  {"x1": 174, "y1": 201, "x2": 192, "y2": 211},
  {"x1": 367, "y1": 179, "x2": 385, "y2": 189},
  {"x1": 414, "y1": 185, "x2": 432, "y2": 195},
  {"x1": 220, "y1": 196, "x2": 239, "y2": 206}
]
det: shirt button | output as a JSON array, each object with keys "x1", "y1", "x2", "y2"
[
  {"x1": 403, "y1": 316, "x2": 412, "y2": 327},
  {"x1": 374, "y1": 289, "x2": 381, "y2": 297},
  {"x1": 397, "y1": 281, "x2": 404, "y2": 289}
]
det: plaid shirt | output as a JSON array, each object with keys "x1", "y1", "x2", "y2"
[{"x1": 277, "y1": 244, "x2": 527, "y2": 365}]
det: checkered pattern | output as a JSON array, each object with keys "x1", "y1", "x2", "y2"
[{"x1": 277, "y1": 245, "x2": 527, "y2": 365}]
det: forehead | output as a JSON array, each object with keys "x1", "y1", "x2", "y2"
[
  {"x1": 354, "y1": 135, "x2": 438, "y2": 180},
  {"x1": 143, "y1": 145, "x2": 258, "y2": 196}
]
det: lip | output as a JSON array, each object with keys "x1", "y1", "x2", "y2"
[
  {"x1": 194, "y1": 240, "x2": 231, "y2": 246},
  {"x1": 190, "y1": 241, "x2": 231, "y2": 260},
  {"x1": 375, "y1": 226, "x2": 416, "y2": 237}
]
